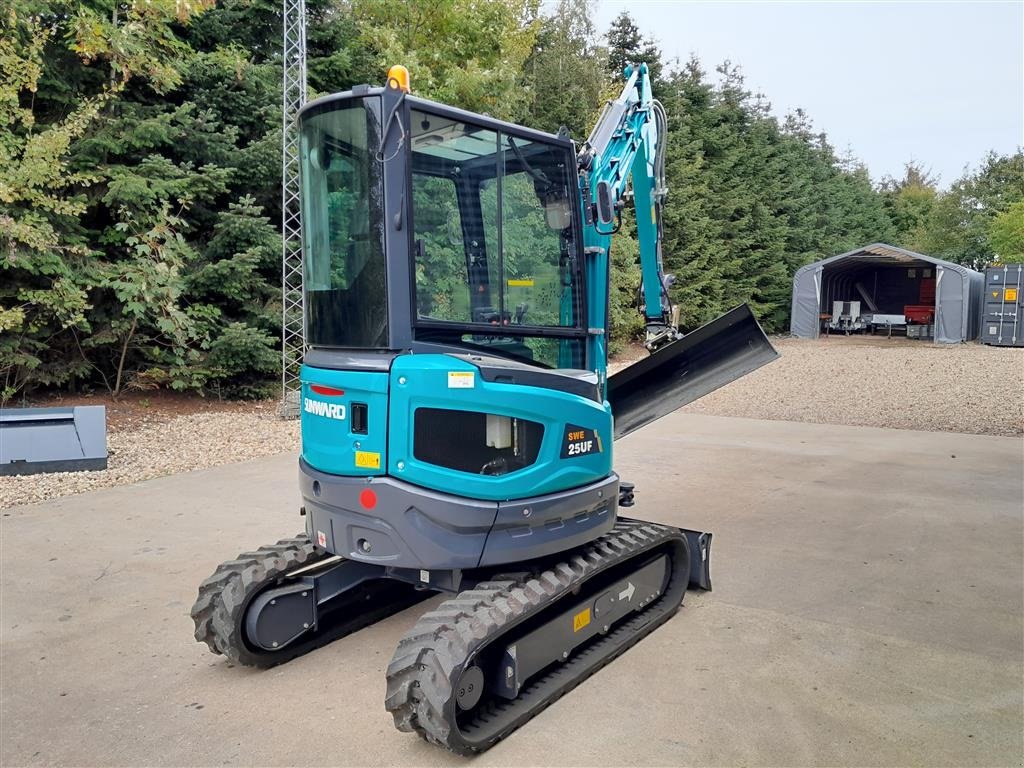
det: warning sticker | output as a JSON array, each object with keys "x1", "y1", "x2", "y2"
[
  {"x1": 317, "y1": 530, "x2": 327, "y2": 547},
  {"x1": 354, "y1": 450, "x2": 380, "y2": 469},
  {"x1": 447, "y1": 371, "x2": 475, "y2": 389},
  {"x1": 572, "y1": 607, "x2": 591, "y2": 633},
  {"x1": 1006, "y1": 288, "x2": 1018, "y2": 301}
]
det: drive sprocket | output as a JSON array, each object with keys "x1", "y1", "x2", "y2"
[
  {"x1": 191, "y1": 534, "x2": 331, "y2": 667},
  {"x1": 192, "y1": 534, "x2": 427, "y2": 668}
]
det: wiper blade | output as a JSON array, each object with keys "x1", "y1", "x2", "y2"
[{"x1": 506, "y1": 136, "x2": 551, "y2": 188}]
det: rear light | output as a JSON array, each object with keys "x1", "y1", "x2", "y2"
[{"x1": 310, "y1": 384, "x2": 345, "y2": 396}]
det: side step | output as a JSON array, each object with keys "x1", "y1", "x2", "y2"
[{"x1": 608, "y1": 303, "x2": 778, "y2": 439}]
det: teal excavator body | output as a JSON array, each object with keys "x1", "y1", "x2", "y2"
[
  {"x1": 295, "y1": 65, "x2": 774, "y2": 570},
  {"x1": 194, "y1": 63, "x2": 777, "y2": 755}
]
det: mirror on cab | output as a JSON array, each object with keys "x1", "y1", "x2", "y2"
[{"x1": 595, "y1": 180, "x2": 615, "y2": 225}]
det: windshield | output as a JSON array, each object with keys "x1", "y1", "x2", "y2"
[
  {"x1": 410, "y1": 109, "x2": 583, "y2": 368},
  {"x1": 300, "y1": 98, "x2": 387, "y2": 347}
]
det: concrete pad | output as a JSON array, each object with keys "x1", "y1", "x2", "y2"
[{"x1": 2, "y1": 414, "x2": 1021, "y2": 767}]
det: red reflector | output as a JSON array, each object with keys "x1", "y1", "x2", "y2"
[
  {"x1": 310, "y1": 384, "x2": 345, "y2": 396},
  {"x1": 359, "y1": 489, "x2": 377, "y2": 510}
]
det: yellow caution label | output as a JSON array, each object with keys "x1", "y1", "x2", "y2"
[
  {"x1": 508, "y1": 278, "x2": 534, "y2": 287},
  {"x1": 354, "y1": 451, "x2": 381, "y2": 469},
  {"x1": 1006, "y1": 288, "x2": 1018, "y2": 301},
  {"x1": 447, "y1": 371, "x2": 474, "y2": 389},
  {"x1": 572, "y1": 607, "x2": 591, "y2": 633},
  {"x1": 992, "y1": 291, "x2": 999, "y2": 298}
]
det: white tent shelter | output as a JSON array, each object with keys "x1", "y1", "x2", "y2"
[{"x1": 790, "y1": 243, "x2": 983, "y2": 343}]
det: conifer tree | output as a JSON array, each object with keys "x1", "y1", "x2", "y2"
[{"x1": 606, "y1": 11, "x2": 665, "y2": 95}]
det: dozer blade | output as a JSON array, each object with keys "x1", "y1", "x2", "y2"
[{"x1": 608, "y1": 303, "x2": 778, "y2": 440}]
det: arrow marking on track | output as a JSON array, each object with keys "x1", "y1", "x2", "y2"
[{"x1": 619, "y1": 582, "x2": 635, "y2": 602}]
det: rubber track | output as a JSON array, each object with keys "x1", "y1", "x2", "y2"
[
  {"x1": 191, "y1": 534, "x2": 332, "y2": 667},
  {"x1": 192, "y1": 534, "x2": 428, "y2": 668},
  {"x1": 383, "y1": 519, "x2": 689, "y2": 754}
]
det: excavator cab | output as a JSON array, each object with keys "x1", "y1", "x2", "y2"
[{"x1": 301, "y1": 86, "x2": 588, "y2": 370}]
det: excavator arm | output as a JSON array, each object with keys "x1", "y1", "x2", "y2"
[
  {"x1": 578, "y1": 63, "x2": 677, "y2": 360},
  {"x1": 578, "y1": 64, "x2": 778, "y2": 434}
]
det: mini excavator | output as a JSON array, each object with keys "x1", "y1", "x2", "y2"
[{"x1": 192, "y1": 63, "x2": 777, "y2": 754}]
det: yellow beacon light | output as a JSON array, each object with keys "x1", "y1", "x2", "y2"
[{"x1": 386, "y1": 65, "x2": 411, "y2": 93}]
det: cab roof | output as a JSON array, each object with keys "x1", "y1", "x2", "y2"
[{"x1": 298, "y1": 86, "x2": 574, "y2": 149}]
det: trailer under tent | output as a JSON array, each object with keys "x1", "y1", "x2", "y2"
[{"x1": 790, "y1": 243, "x2": 983, "y2": 343}]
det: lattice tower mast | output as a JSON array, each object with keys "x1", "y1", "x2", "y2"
[{"x1": 280, "y1": 0, "x2": 307, "y2": 417}]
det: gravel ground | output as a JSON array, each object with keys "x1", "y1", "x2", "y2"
[
  {"x1": 4, "y1": 336, "x2": 1020, "y2": 508},
  {"x1": 2, "y1": 409, "x2": 299, "y2": 509},
  {"x1": 681, "y1": 336, "x2": 1024, "y2": 436}
]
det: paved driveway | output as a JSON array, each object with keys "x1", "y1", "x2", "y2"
[{"x1": 2, "y1": 414, "x2": 1021, "y2": 766}]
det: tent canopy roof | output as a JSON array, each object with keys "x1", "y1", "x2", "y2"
[
  {"x1": 789, "y1": 242, "x2": 983, "y2": 343},
  {"x1": 795, "y1": 243, "x2": 974, "y2": 278}
]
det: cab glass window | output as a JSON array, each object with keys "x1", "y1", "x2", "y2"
[
  {"x1": 300, "y1": 99, "x2": 387, "y2": 347},
  {"x1": 410, "y1": 108, "x2": 583, "y2": 367}
]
